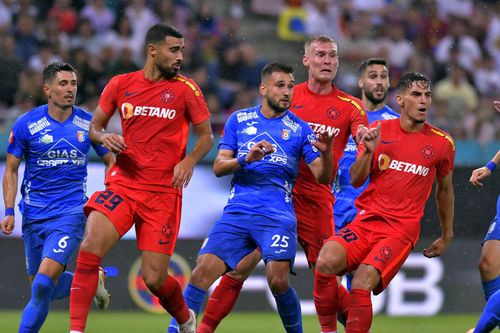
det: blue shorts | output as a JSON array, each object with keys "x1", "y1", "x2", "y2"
[
  {"x1": 483, "y1": 195, "x2": 500, "y2": 244},
  {"x1": 22, "y1": 213, "x2": 85, "y2": 275},
  {"x1": 199, "y1": 212, "x2": 297, "y2": 271}
]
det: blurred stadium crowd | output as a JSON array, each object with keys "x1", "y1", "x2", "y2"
[{"x1": 0, "y1": 0, "x2": 498, "y2": 143}]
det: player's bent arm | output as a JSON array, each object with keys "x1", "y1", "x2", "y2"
[
  {"x1": 1, "y1": 154, "x2": 21, "y2": 234},
  {"x1": 213, "y1": 149, "x2": 241, "y2": 177},
  {"x1": 307, "y1": 153, "x2": 334, "y2": 185},
  {"x1": 89, "y1": 106, "x2": 126, "y2": 153},
  {"x1": 350, "y1": 150, "x2": 372, "y2": 188},
  {"x1": 469, "y1": 149, "x2": 500, "y2": 186},
  {"x1": 435, "y1": 173, "x2": 454, "y2": 243},
  {"x1": 186, "y1": 119, "x2": 214, "y2": 164}
]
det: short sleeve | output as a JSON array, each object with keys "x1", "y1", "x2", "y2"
[
  {"x1": 436, "y1": 136, "x2": 455, "y2": 178},
  {"x1": 218, "y1": 113, "x2": 238, "y2": 152},
  {"x1": 6, "y1": 118, "x2": 27, "y2": 158},
  {"x1": 301, "y1": 124, "x2": 320, "y2": 164},
  {"x1": 349, "y1": 98, "x2": 368, "y2": 140},
  {"x1": 185, "y1": 79, "x2": 211, "y2": 125},
  {"x1": 98, "y1": 75, "x2": 120, "y2": 116}
]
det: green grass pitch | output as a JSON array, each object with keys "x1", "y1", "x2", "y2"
[{"x1": 0, "y1": 311, "x2": 480, "y2": 332}]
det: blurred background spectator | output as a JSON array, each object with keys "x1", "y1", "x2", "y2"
[{"x1": 0, "y1": 0, "x2": 497, "y2": 164}]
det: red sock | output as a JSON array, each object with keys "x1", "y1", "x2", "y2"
[
  {"x1": 346, "y1": 289, "x2": 372, "y2": 333},
  {"x1": 313, "y1": 271, "x2": 338, "y2": 332},
  {"x1": 198, "y1": 275, "x2": 244, "y2": 333},
  {"x1": 70, "y1": 251, "x2": 102, "y2": 332},
  {"x1": 152, "y1": 275, "x2": 190, "y2": 324},
  {"x1": 338, "y1": 284, "x2": 350, "y2": 324}
]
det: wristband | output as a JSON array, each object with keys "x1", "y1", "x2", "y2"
[
  {"x1": 5, "y1": 207, "x2": 14, "y2": 216},
  {"x1": 237, "y1": 155, "x2": 249, "y2": 168},
  {"x1": 486, "y1": 161, "x2": 497, "y2": 172}
]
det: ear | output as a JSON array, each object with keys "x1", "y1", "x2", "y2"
[
  {"x1": 259, "y1": 82, "x2": 266, "y2": 96},
  {"x1": 148, "y1": 44, "x2": 156, "y2": 57},
  {"x1": 358, "y1": 77, "x2": 363, "y2": 89},
  {"x1": 302, "y1": 54, "x2": 309, "y2": 68},
  {"x1": 43, "y1": 84, "x2": 50, "y2": 98},
  {"x1": 396, "y1": 94, "x2": 403, "y2": 107}
]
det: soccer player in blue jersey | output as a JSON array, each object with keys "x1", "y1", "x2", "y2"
[
  {"x1": 0, "y1": 62, "x2": 114, "y2": 333},
  {"x1": 172, "y1": 62, "x2": 333, "y2": 333},
  {"x1": 333, "y1": 57, "x2": 399, "y2": 233},
  {"x1": 466, "y1": 101, "x2": 500, "y2": 333}
]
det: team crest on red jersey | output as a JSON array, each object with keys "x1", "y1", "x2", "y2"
[
  {"x1": 160, "y1": 89, "x2": 175, "y2": 103},
  {"x1": 380, "y1": 246, "x2": 392, "y2": 260},
  {"x1": 327, "y1": 107, "x2": 340, "y2": 120},
  {"x1": 159, "y1": 223, "x2": 173, "y2": 245},
  {"x1": 421, "y1": 145, "x2": 435, "y2": 159}
]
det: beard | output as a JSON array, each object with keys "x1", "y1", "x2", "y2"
[
  {"x1": 158, "y1": 63, "x2": 179, "y2": 79},
  {"x1": 365, "y1": 89, "x2": 387, "y2": 106},
  {"x1": 266, "y1": 96, "x2": 289, "y2": 114}
]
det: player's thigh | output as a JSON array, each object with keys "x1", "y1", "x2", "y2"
[
  {"x1": 479, "y1": 239, "x2": 500, "y2": 279},
  {"x1": 191, "y1": 253, "x2": 228, "y2": 289},
  {"x1": 42, "y1": 214, "x2": 85, "y2": 269},
  {"x1": 198, "y1": 213, "x2": 257, "y2": 271},
  {"x1": 22, "y1": 223, "x2": 44, "y2": 276},
  {"x1": 135, "y1": 191, "x2": 182, "y2": 255},
  {"x1": 250, "y1": 219, "x2": 297, "y2": 267},
  {"x1": 231, "y1": 249, "x2": 262, "y2": 281},
  {"x1": 362, "y1": 236, "x2": 412, "y2": 295}
]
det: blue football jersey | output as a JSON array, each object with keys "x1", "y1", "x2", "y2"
[
  {"x1": 333, "y1": 105, "x2": 399, "y2": 229},
  {"x1": 219, "y1": 105, "x2": 320, "y2": 223},
  {"x1": 7, "y1": 104, "x2": 109, "y2": 222}
]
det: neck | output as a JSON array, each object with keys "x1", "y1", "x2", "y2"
[
  {"x1": 363, "y1": 100, "x2": 386, "y2": 112},
  {"x1": 307, "y1": 78, "x2": 332, "y2": 95},
  {"x1": 48, "y1": 104, "x2": 72, "y2": 122},
  {"x1": 261, "y1": 104, "x2": 285, "y2": 119},
  {"x1": 143, "y1": 61, "x2": 174, "y2": 81},
  {"x1": 399, "y1": 114, "x2": 424, "y2": 132}
]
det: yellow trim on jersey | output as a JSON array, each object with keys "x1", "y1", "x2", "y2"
[
  {"x1": 431, "y1": 128, "x2": 455, "y2": 151},
  {"x1": 337, "y1": 95, "x2": 365, "y2": 116},
  {"x1": 175, "y1": 76, "x2": 201, "y2": 96}
]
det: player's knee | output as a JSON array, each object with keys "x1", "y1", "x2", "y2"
[
  {"x1": 351, "y1": 265, "x2": 379, "y2": 291},
  {"x1": 141, "y1": 269, "x2": 164, "y2": 292},
  {"x1": 190, "y1": 264, "x2": 216, "y2": 290},
  {"x1": 267, "y1": 274, "x2": 290, "y2": 294},
  {"x1": 478, "y1": 255, "x2": 500, "y2": 279},
  {"x1": 226, "y1": 270, "x2": 247, "y2": 282}
]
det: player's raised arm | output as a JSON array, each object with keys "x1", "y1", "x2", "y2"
[
  {"x1": 172, "y1": 118, "x2": 214, "y2": 189},
  {"x1": 470, "y1": 149, "x2": 500, "y2": 186},
  {"x1": 1, "y1": 153, "x2": 21, "y2": 235},
  {"x1": 89, "y1": 105, "x2": 126, "y2": 154},
  {"x1": 423, "y1": 173, "x2": 454, "y2": 258},
  {"x1": 350, "y1": 123, "x2": 381, "y2": 188},
  {"x1": 307, "y1": 131, "x2": 334, "y2": 184}
]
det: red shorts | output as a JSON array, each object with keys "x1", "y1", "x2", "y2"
[
  {"x1": 294, "y1": 193, "x2": 335, "y2": 266},
  {"x1": 329, "y1": 214, "x2": 412, "y2": 294},
  {"x1": 84, "y1": 183, "x2": 182, "y2": 255}
]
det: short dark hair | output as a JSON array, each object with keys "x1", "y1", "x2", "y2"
[
  {"x1": 42, "y1": 62, "x2": 77, "y2": 84},
  {"x1": 358, "y1": 57, "x2": 387, "y2": 76},
  {"x1": 145, "y1": 24, "x2": 183, "y2": 46},
  {"x1": 261, "y1": 62, "x2": 294, "y2": 81},
  {"x1": 396, "y1": 72, "x2": 431, "y2": 93}
]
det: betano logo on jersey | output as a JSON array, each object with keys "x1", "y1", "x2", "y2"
[
  {"x1": 120, "y1": 102, "x2": 177, "y2": 120},
  {"x1": 378, "y1": 153, "x2": 429, "y2": 176},
  {"x1": 308, "y1": 122, "x2": 341, "y2": 137}
]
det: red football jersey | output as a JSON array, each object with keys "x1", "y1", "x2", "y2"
[
  {"x1": 291, "y1": 82, "x2": 368, "y2": 199},
  {"x1": 355, "y1": 119, "x2": 455, "y2": 244},
  {"x1": 99, "y1": 70, "x2": 210, "y2": 193}
]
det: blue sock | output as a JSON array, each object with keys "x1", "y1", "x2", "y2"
[
  {"x1": 51, "y1": 272, "x2": 73, "y2": 301},
  {"x1": 482, "y1": 275, "x2": 500, "y2": 301},
  {"x1": 168, "y1": 283, "x2": 206, "y2": 333},
  {"x1": 274, "y1": 288, "x2": 303, "y2": 333},
  {"x1": 474, "y1": 289, "x2": 500, "y2": 332},
  {"x1": 19, "y1": 273, "x2": 55, "y2": 333}
]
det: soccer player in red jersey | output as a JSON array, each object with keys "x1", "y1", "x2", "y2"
[
  {"x1": 68, "y1": 24, "x2": 214, "y2": 333},
  {"x1": 315, "y1": 72, "x2": 455, "y2": 333},
  {"x1": 194, "y1": 35, "x2": 367, "y2": 333}
]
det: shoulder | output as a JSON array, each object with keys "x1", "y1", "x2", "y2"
[
  {"x1": 425, "y1": 123, "x2": 455, "y2": 151},
  {"x1": 335, "y1": 90, "x2": 365, "y2": 113},
  {"x1": 286, "y1": 110, "x2": 310, "y2": 129},
  {"x1": 73, "y1": 106, "x2": 93, "y2": 120},
  {"x1": 230, "y1": 106, "x2": 260, "y2": 123},
  {"x1": 381, "y1": 106, "x2": 400, "y2": 119},
  {"x1": 173, "y1": 74, "x2": 203, "y2": 96},
  {"x1": 109, "y1": 71, "x2": 139, "y2": 85},
  {"x1": 14, "y1": 105, "x2": 46, "y2": 126}
]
